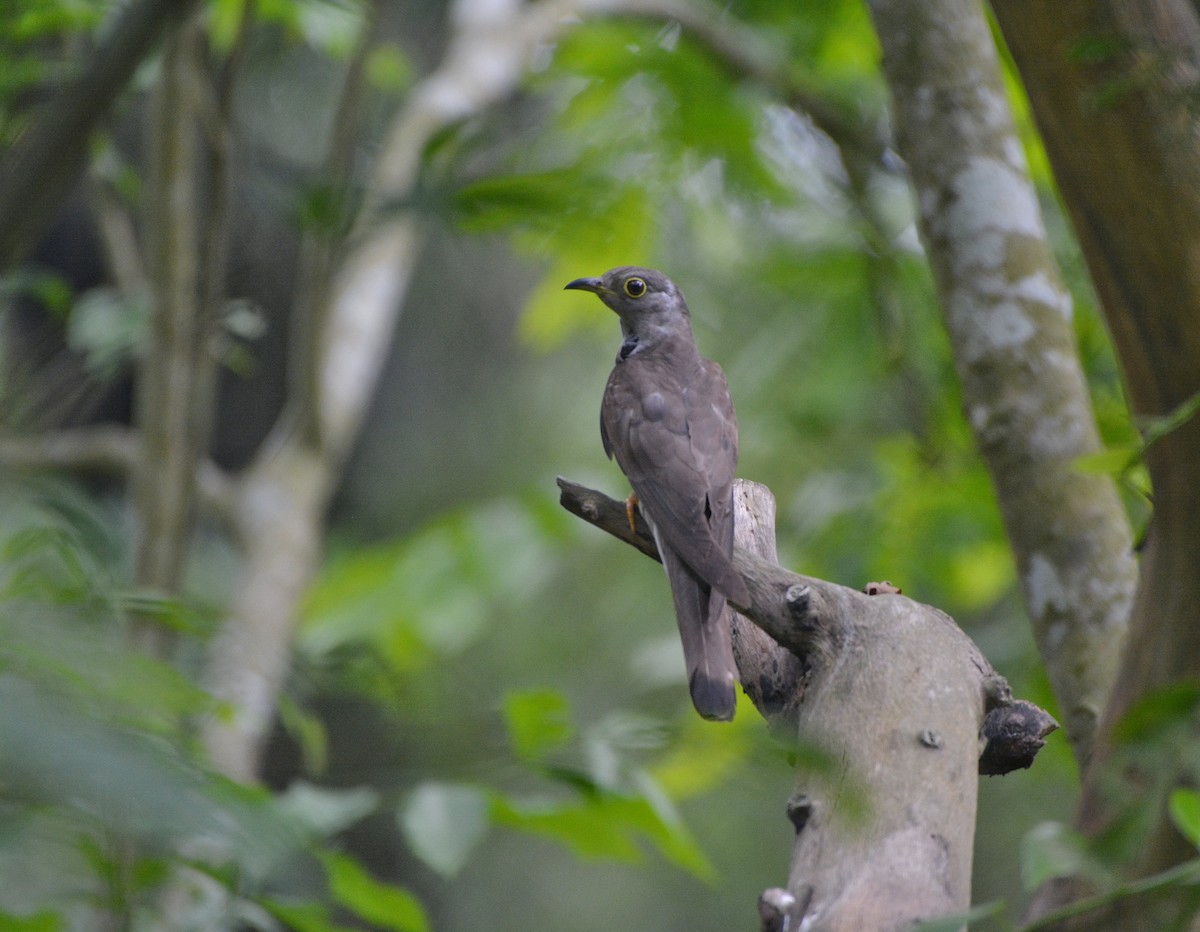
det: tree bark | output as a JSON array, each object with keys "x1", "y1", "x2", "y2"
[
  {"x1": 989, "y1": 0, "x2": 1200, "y2": 921},
  {"x1": 865, "y1": 0, "x2": 1137, "y2": 771},
  {"x1": 559, "y1": 477, "x2": 1056, "y2": 931}
]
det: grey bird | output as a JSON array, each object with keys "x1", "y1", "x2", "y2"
[{"x1": 565, "y1": 266, "x2": 750, "y2": 721}]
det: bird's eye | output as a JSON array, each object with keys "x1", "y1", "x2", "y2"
[{"x1": 624, "y1": 277, "x2": 647, "y2": 298}]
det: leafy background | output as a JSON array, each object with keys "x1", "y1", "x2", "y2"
[{"x1": 0, "y1": 0, "x2": 1153, "y2": 928}]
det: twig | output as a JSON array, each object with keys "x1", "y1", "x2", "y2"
[
  {"x1": 135, "y1": 16, "x2": 207, "y2": 619},
  {"x1": 288, "y1": 1, "x2": 382, "y2": 448},
  {"x1": 0, "y1": 425, "x2": 138, "y2": 474},
  {"x1": 557, "y1": 475, "x2": 845, "y2": 660},
  {"x1": 87, "y1": 170, "x2": 148, "y2": 296},
  {"x1": 0, "y1": 427, "x2": 236, "y2": 521},
  {"x1": 1023, "y1": 859, "x2": 1200, "y2": 931}
]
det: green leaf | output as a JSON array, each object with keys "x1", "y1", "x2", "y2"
[
  {"x1": 946, "y1": 539, "x2": 1014, "y2": 611},
  {"x1": 366, "y1": 44, "x2": 413, "y2": 93},
  {"x1": 0, "y1": 268, "x2": 72, "y2": 315},
  {"x1": 319, "y1": 852, "x2": 429, "y2": 932},
  {"x1": 1073, "y1": 446, "x2": 1140, "y2": 476},
  {"x1": 398, "y1": 782, "x2": 490, "y2": 877},
  {"x1": 504, "y1": 690, "x2": 574, "y2": 761},
  {"x1": 1020, "y1": 821, "x2": 1105, "y2": 892},
  {"x1": 649, "y1": 703, "x2": 761, "y2": 799},
  {"x1": 302, "y1": 499, "x2": 562, "y2": 671},
  {"x1": 1170, "y1": 789, "x2": 1200, "y2": 851},
  {"x1": 1112, "y1": 682, "x2": 1200, "y2": 745},
  {"x1": 259, "y1": 899, "x2": 358, "y2": 932},
  {"x1": 277, "y1": 696, "x2": 330, "y2": 776},
  {"x1": 490, "y1": 785, "x2": 712, "y2": 880},
  {"x1": 453, "y1": 169, "x2": 612, "y2": 234},
  {"x1": 1140, "y1": 389, "x2": 1200, "y2": 449},
  {"x1": 208, "y1": 0, "x2": 248, "y2": 50},
  {"x1": 65, "y1": 286, "x2": 149, "y2": 376},
  {"x1": 490, "y1": 792, "x2": 642, "y2": 862},
  {"x1": 1077, "y1": 391, "x2": 1200, "y2": 479},
  {"x1": 0, "y1": 910, "x2": 63, "y2": 931},
  {"x1": 277, "y1": 781, "x2": 378, "y2": 839}
]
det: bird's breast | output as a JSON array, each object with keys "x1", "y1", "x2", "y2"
[{"x1": 641, "y1": 392, "x2": 667, "y2": 421}]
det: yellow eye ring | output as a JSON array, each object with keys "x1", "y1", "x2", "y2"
[{"x1": 624, "y1": 277, "x2": 647, "y2": 298}]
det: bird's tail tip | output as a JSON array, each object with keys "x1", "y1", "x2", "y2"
[{"x1": 690, "y1": 672, "x2": 736, "y2": 722}]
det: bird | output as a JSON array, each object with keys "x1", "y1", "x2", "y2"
[{"x1": 565, "y1": 266, "x2": 751, "y2": 721}]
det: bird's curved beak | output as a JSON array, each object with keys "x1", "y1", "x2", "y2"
[{"x1": 564, "y1": 277, "x2": 607, "y2": 295}]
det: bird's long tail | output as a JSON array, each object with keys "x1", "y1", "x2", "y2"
[{"x1": 660, "y1": 544, "x2": 737, "y2": 721}]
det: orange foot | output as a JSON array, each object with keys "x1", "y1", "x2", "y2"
[{"x1": 625, "y1": 491, "x2": 640, "y2": 533}]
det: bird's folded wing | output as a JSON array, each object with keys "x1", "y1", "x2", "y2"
[{"x1": 603, "y1": 360, "x2": 750, "y2": 609}]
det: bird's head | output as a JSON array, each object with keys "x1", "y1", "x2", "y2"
[{"x1": 564, "y1": 266, "x2": 691, "y2": 347}]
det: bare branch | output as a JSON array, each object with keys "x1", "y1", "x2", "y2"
[
  {"x1": 0, "y1": 425, "x2": 137, "y2": 474},
  {"x1": 202, "y1": 447, "x2": 330, "y2": 782},
  {"x1": 0, "y1": 427, "x2": 236, "y2": 519},
  {"x1": 134, "y1": 17, "x2": 206, "y2": 613},
  {"x1": 86, "y1": 170, "x2": 148, "y2": 296},
  {"x1": 558, "y1": 475, "x2": 847, "y2": 661},
  {"x1": 287, "y1": 1, "x2": 383, "y2": 447}
]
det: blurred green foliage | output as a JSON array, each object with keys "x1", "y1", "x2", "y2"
[
  {"x1": 0, "y1": 477, "x2": 428, "y2": 929},
  {"x1": 0, "y1": 0, "x2": 1163, "y2": 928}
]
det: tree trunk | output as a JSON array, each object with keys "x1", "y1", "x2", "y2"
[
  {"x1": 990, "y1": 0, "x2": 1200, "y2": 921},
  {"x1": 866, "y1": 0, "x2": 1137, "y2": 772}
]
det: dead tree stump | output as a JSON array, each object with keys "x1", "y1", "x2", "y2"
[{"x1": 558, "y1": 476, "x2": 1056, "y2": 931}]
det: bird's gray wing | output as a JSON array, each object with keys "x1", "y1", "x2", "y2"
[
  {"x1": 601, "y1": 357, "x2": 750, "y2": 609},
  {"x1": 684, "y1": 358, "x2": 740, "y2": 575}
]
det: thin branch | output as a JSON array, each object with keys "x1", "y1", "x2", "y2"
[
  {"x1": 558, "y1": 476, "x2": 843, "y2": 659},
  {"x1": 191, "y1": 6, "x2": 251, "y2": 492},
  {"x1": 0, "y1": 427, "x2": 236, "y2": 519},
  {"x1": 134, "y1": 17, "x2": 206, "y2": 613},
  {"x1": 1023, "y1": 860, "x2": 1200, "y2": 932},
  {"x1": 287, "y1": 1, "x2": 382, "y2": 448},
  {"x1": 0, "y1": 425, "x2": 138, "y2": 474},
  {"x1": 86, "y1": 169, "x2": 148, "y2": 296}
]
